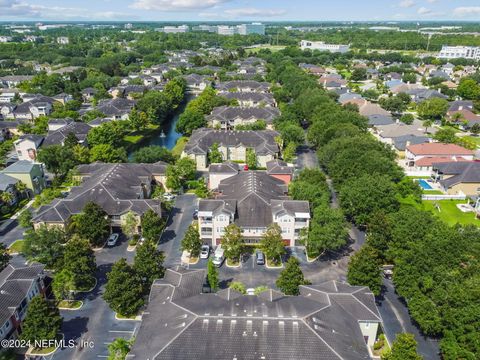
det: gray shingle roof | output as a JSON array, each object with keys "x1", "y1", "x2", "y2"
[
  {"x1": 96, "y1": 98, "x2": 136, "y2": 117},
  {"x1": 0, "y1": 264, "x2": 44, "y2": 326},
  {"x1": 0, "y1": 173, "x2": 19, "y2": 191},
  {"x1": 43, "y1": 122, "x2": 92, "y2": 146},
  {"x1": 434, "y1": 161, "x2": 480, "y2": 188},
  {"x1": 220, "y1": 91, "x2": 276, "y2": 106},
  {"x1": 207, "y1": 106, "x2": 280, "y2": 124},
  {"x1": 215, "y1": 80, "x2": 270, "y2": 92},
  {"x1": 2, "y1": 160, "x2": 36, "y2": 174},
  {"x1": 184, "y1": 128, "x2": 280, "y2": 156},
  {"x1": 128, "y1": 269, "x2": 381, "y2": 360},
  {"x1": 32, "y1": 163, "x2": 166, "y2": 223}
]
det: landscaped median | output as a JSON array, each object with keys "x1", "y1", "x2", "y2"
[
  {"x1": 58, "y1": 300, "x2": 83, "y2": 310},
  {"x1": 7, "y1": 239, "x2": 24, "y2": 254},
  {"x1": 115, "y1": 312, "x2": 143, "y2": 321},
  {"x1": 265, "y1": 257, "x2": 283, "y2": 269},
  {"x1": 25, "y1": 333, "x2": 64, "y2": 357}
]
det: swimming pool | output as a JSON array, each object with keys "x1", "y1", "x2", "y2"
[{"x1": 418, "y1": 179, "x2": 433, "y2": 190}]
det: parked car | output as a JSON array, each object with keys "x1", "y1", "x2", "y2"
[
  {"x1": 163, "y1": 193, "x2": 176, "y2": 201},
  {"x1": 200, "y1": 245, "x2": 210, "y2": 259},
  {"x1": 255, "y1": 250, "x2": 265, "y2": 265},
  {"x1": 193, "y1": 209, "x2": 198, "y2": 219},
  {"x1": 212, "y1": 246, "x2": 224, "y2": 267},
  {"x1": 107, "y1": 233, "x2": 119, "y2": 246}
]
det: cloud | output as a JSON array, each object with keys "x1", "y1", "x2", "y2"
[
  {"x1": 417, "y1": 6, "x2": 431, "y2": 14},
  {"x1": 224, "y1": 7, "x2": 286, "y2": 17},
  {"x1": 426, "y1": 0, "x2": 437, "y2": 3},
  {"x1": 399, "y1": 0, "x2": 415, "y2": 8},
  {"x1": 130, "y1": 0, "x2": 229, "y2": 11},
  {"x1": 453, "y1": 7, "x2": 480, "y2": 18},
  {"x1": 0, "y1": 0, "x2": 133, "y2": 19}
]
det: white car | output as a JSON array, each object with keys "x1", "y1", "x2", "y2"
[
  {"x1": 163, "y1": 193, "x2": 176, "y2": 201},
  {"x1": 200, "y1": 245, "x2": 210, "y2": 259},
  {"x1": 107, "y1": 233, "x2": 119, "y2": 246}
]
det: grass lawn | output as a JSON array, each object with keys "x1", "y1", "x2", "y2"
[
  {"x1": 58, "y1": 300, "x2": 82, "y2": 310},
  {"x1": 172, "y1": 136, "x2": 188, "y2": 157},
  {"x1": 423, "y1": 190, "x2": 444, "y2": 195},
  {"x1": 246, "y1": 45, "x2": 286, "y2": 54},
  {"x1": 423, "y1": 200, "x2": 479, "y2": 227},
  {"x1": 464, "y1": 136, "x2": 480, "y2": 148},
  {"x1": 8, "y1": 239, "x2": 24, "y2": 254},
  {"x1": 122, "y1": 124, "x2": 161, "y2": 148}
]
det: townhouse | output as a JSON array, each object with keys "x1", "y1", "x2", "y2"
[
  {"x1": 219, "y1": 92, "x2": 276, "y2": 107},
  {"x1": 182, "y1": 128, "x2": 280, "y2": 170},
  {"x1": 198, "y1": 171, "x2": 310, "y2": 246},
  {"x1": 1, "y1": 160, "x2": 46, "y2": 196},
  {"x1": 32, "y1": 163, "x2": 166, "y2": 231},
  {"x1": 215, "y1": 80, "x2": 270, "y2": 93},
  {"x1": 0, "y1": 264, "x2": 46, "y2": 341},
  {"x1": 206, "y1": 106, "x2": 280, "y2": 130}
]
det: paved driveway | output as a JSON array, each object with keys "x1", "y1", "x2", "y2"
[
  {"x1": 159, "y1": 194, "x2": 197, "y2": 267},
  {"x1": 52, "y1": 234, "x2": 138, "y2": 360}
]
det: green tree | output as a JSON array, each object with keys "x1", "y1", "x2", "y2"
[
  {"x1": 20, "y1": 296, "x2": 62, "y2": 344},
  {"x1": 52, "y1": 269, "x2": 75, "y2": 300},
  {"x1": 63, "y1": 235, "x2": 96, "y2": 290},
  {"x1": 121, "y1": 211, "x2": 138, "y2": 239},
  {"x1": 87, "y1": 121, "x2": 126, "y2": 147},
  {"x1": 417, "y1": 98, "x2": 449, "y2": 120},
  {"x1": 306, "y1": 205, "x2": 349, "y2": 258},
  {"x1": 246, "y1": 148, "x2": 257, "y2": 169},
  {"x1": 69, "y1": 202, "x2": 110, "y2": 247},
  {"x1": 134, "y1": 240, "x2": 165, "y2": 292},
  {"x1": 260, "y1": 223, "x2": 285, "y2": 265},
  {"x1": 382, "y1": 333, "x2": 422, "y2": 360},
  {"x1": 141, "y1": 209, "x2": 165, "y2": 243},
  {"x1": 132, "y1": 146, "x2": 175, "y2": 164},
  {"x1": 351, "y1": 67, "x2": 367, "y2": 81},
  {"x1": 208, "y1": 142, "x2": 223, "y2": 164},
  {"x1": 282, "y1": 142, "x2": 297, "y2": 163},
  {"x1": 90, "y1": 144, "x2": 127, "y2": 163},
  {"x1": 72, "y1": 144, "x2": 91, "y2": 164},
  {"x1": 37, "y1": 145, "x2": 76, "y2": 179},
  {"x1": 107, "y1": 338, "x2": 132, "y2": 360},
  {"x1": 470, "y1": 123, "x2": 480, "y2": 135},
  {"x1": 207, "y1": 259, "x2": 219, "y2": 292},
  {"x1": 63, "y1": 132, "x2": 79, "y2": 148},
  {"x1": 181, "y1": 224, "x2": 202, "y2": 258},
  {"x1": 347, "y1": 245, "x2": 382, "y2": 296},
  {"x1": 221, "y1": 224, "x2": 244, "y2": 263},
  {"x1": 128, "y1": 109, "x2": 150, "y2": 131},
  {"x1": 457, "y1": 78, "x2": 480, "y2": 100},
  {"x1": 339, "y1": 174, "x2": 399, "y2": 226},
  {"x1": 0, "y1": 243, "x2": 11, "y2": 271},
  {"x1": 18, "y1": 209, "x2": 33, "y2": 229},
  {"x1": 23, "y1": 226, "x2": 66, "y2": 269},
  {"x1": 103, "y1": 258, "x2": 144, "y2": 317},
  {"x1": 276, "y1": 257, "x2": 306, "y2": 295},
  {"x1": 400, "y1": 113, "x2": 414, "y2": 125},
  {"x1": 433, "y1": 128, "x2": 457, "y2": 144},
  {"x1": 229, "y1": 281, "x2": 246, "y2": 294}
]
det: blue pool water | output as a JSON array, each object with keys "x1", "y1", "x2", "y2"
[{"x1": 418, "y1": 179, "x2": 433, "y2": 190}]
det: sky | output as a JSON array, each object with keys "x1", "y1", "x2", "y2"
[{"x1": 1, "y1": 0, "x2": 480, "y2": 22}]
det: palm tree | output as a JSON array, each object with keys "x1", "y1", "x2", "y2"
[
  {"x1": 422, "y1": 119, "x2": 433, "y2": 134},
  {"x1": 15, "y1": 181, "x2": 28, "y2": 199},
  {"x1": 0, "y1": 191, "x2": 14, "y2": 205}
]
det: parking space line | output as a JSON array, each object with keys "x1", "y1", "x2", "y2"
[{"x1": 108, "y1": 330, "x2": 134, "y2": 333}]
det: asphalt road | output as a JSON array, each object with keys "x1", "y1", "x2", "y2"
[{"x1": 159, "y1": 194, "x2": 197, "y2": 267}]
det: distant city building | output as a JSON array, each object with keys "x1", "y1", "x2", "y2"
[
  {"x1": 237, "y1": 23, "x2": 265, "y2": 35},
  {"x1": 0, "y1": 36, "x2": 12, "y2": 43},
  {"x1": 157, "y1": 25, "x2": 189, "y2": 33},
  {"x1": 217, "y1": 26, "x2": 237, "y2": 36},
  {"x1": 124, "y1": 23, "x2": 133, "y2": 29},
  {"x1": 438, "y1": 45, "x2": 480, "y2": 60},
  {"x1": 300, "y1": 40, "x2": 350, "y2": 53},
  {"x1": 56, "y1": 36, "x2": 69, "y2": 44}
]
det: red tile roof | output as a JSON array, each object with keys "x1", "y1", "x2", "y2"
[
  {"x1": 415, "y1": 157, "x2": 471, "y2": 167},
  {"x1": 407, "y1": 143, "x2": 474, "y2": 156}
]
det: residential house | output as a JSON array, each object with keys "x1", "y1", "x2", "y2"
[
  {"x1": 266, "y1": 159, "x2": 294, "y2": 185},
  {"x1": 0, "y1": 76, "x2": 33, "y2": 88},
  {"x1": 432, "y1": 161, "x2": 480, "y2": 196},
  {"x1": 32, "y1": 163, "x2": 166, "y2": 230},
  {"x1": 13, "y1": 135, "x2": 44, "y2": 162},
  {"x1": 406, "y1": 88, "x2": 448, "y2": 103},
  {"x1": 299, "y1": 63, "x2": 326, "y2": 76},
  {"x1": 215, "y1": 80, "x2": 270, "y2": 93},
  {"x1": 95, "y1": 98, "x2": 136, "y2": 120},
  {"x1": 0, "y1": 264, "x2": 46, "y2": 341},
  {"x1": 183, "y1": 74, "x2": 211, "y2": 93},
  {"x1": 405, "y1": 143, "x2": 474, "y2": 172},
  {"x1": 319, "y1": 74, "x2": 347, "y2": 90},
  {"x1": 128, "y1": 268, "x2": 382, "y2": 360},
  {"x1": 0, "y1": 173, "x2": 19, "y2": 205},
  {"x1": 43, "y1": 122, "x2": 92, "y2": 147},
  {"x1": 47, "y1": 118, "x2": 73, "y2": 132},
  {"x1": 81, "y1": 87, "x2": 97, "y2": 102},
  {"x1": 1, "y1": 96, "x2": 56, "y2": 120},
  {"x1": 0, "y1": 88, "x2": 24, "y2": 103},
  {"x1": 208, "y1": 162, "x2": 240, "y2": 190},
  {"x1": 1, "y1": 160, "x2": 45, "y2": 196},
  {"x1": 207, "y1": 106, "x2": 280, "y2": 130},
  {"x1": 374, "y1": 119, "x2": 434, "y2": 149},
  {"x1": 182, "y1": 128, "x2": 280, "y2": 170},
  {"x1": 219, "y1": 92, "x2": 276, "y2": 107},
  {"x1": 198, "y1": 171, "x2": 310, "y2": 246},
  {"x1": 109, "y1": 85, "x2": 147, "y2": 100},
  {"x1": 447, "y1": 109, "x2": 480, "y2": 129}
]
